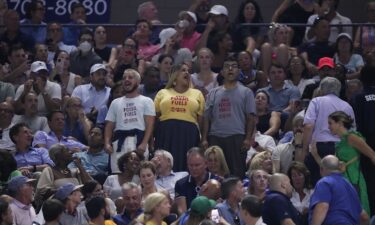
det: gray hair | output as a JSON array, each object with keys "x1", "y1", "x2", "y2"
[
  {"x1": 48, "y1": 144, "x2": 69, "y2": 163},
  {"x1": 137, "y1": 1, "x2": 153, "y2": 17},
  {"x1": 122, "y1": 182, "x2": 141, "y2": 195},
  {"x1": 319, "y1": 77, "x2": 341, "y2": 96},
  {"x1": 154, "y1": 149, "x2": 174, "y2": 167}
]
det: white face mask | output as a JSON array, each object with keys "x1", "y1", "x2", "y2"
[{"x1": 78, "y1": 41, "x2": 92, "y2": 54}]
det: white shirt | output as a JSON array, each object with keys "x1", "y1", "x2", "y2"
[
  {"x1": 103, "y1": 174, "x2": 140, "y2": 200},
  {"x1": 305, "y1": 12, "x2": 352, "y2": 44},
  {"x1": 290, "y1": 188, "x2": 314, "y2": 214},
  {"x1": 10, "y1": 199, "x2": 36, "y2": 225},
  {"x1": 15, "y1": 80, "x2": 62, "y2": 117},
  {"x1": 247, "y1": 131, "x2": 276, "y2": 163},
  {"x1": 105, "y1": 95, "x2": 155, "y2": 131},
  {"x1": 272, "y1": 141, "x2": 295, "y2": 174},
  {"x1": 71, "y1": 83, "x2": 110, "y2": 114},
  {"x1": 255, "y1": 217, "x2": 267, "y2": 225}
]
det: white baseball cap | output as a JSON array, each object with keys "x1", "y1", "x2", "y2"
[
  {"x1": 209, "y1": 5, "x2": 228, "y2": 16},
  {"x1": 90, "y1": 63, "x2": 106, "y2": 74},
  {"x1": 30, "y1": 61, "x2": 48, "y2": 73},
  {"x1": 159, "y1": 28, "x2": 177, "y2": 48},
  {"x1": 179, "y1": 11, "x2": 197, "y2": 23}
]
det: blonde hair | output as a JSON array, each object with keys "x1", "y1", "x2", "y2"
[
  {"x1": 165, "y1": 63, "x2": 190, "y2": 89},
  {"x1": 268, "y1": 23, "x2": 288, "y2": 46},
  {"x1": 249, "y1": 151, "x2": 272, "y2": 173},
  {"x1": 142, "y1": 192, "x2": 167, "y2": 222},
  {"x1": 123, "y1": 68, "x2": 141, "y2": 81},
  {"x1": 204, "y1": 146, "x2": 230, "y2": 176}
]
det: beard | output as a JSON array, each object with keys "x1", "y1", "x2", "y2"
[{"x1": 124, "y1": 83, "x2": 139, "y2": 94}]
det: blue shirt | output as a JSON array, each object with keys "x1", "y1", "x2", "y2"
[
  {"x1": 259, "y1": 83, "x2": 301, "y2": 112},
  {"x1": 20, "y1": 19, "x2": 47, "y2": 44},
  {"x1": 71, "y1": 84, "x2": 111, "y2": 114},
  {"x1": 63, "y1": 22, "x2": 81, "y2": 46},
  {"x1": 63, "y1": 119, "x2": 87, "y2": 145},
  {"x1": 156, "y1": 171, "x2": 188, "y2": 199},
  {"x1": 69, "y1": 150, "x2": 108, "y2": 176},
  {"x1": 308, "y1": 173, "x2": 362, "y2": 225},
  {"x1": 216, "y1": 201, "x2": 245, "y2": 225},
  {"x1": 14, "y1": 147, "x2": 54, "y2": 168},
  {"x1": 175, "y1": 172, "x2": 216, "y2": 208},
  {"x1": 262, "y1": 191, "x2": 301, "y2": 225},
  {"x1": 32, "y1": 131, "x2": 87, "y2": 151},
  {"x1": 113, "y1": 208, "x2": 143, "y2": 225}
]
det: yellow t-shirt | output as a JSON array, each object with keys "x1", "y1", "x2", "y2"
[
  {"x1": 145, "y1": 221, "x2": 167, "y2": 225},
  {"x1": 154, "y1": 88, "x2": 205, "y2": 125}
]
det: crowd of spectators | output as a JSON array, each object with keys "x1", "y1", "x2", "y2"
[{"x1": 0, "y1": 0, "x2": 375, "y2": 225}]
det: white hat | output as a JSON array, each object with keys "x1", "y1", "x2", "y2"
[
  {"x1": 90, "y1": 63, "x2": 106, "y2": 74},
  {"x1": 209, "y1": 5, "x2": 228, "y2": 16},
  {"x1": 337, "y1": 33, "x2": 352, "y2": 42},
  {"x1": 159, "y1": 28, "x2": 177, "y2": 48},
  {"x1": 179, "y1": 11, "x2": 197, "y2": 23},
  {"x1": 30, "y1": 61, "x2": 48, "y2": 73}
]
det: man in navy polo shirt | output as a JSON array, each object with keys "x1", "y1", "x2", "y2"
[
  {"x1": 262, "y1": 173, "x2": 301, "y2": 225},
  {"x1": 174, "y1": 147, "x2": 216, "y2": 214},
  {"x1": 309, "y1": 155, "x2": 367, "y2": 225}
]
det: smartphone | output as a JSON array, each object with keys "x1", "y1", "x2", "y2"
[{"x1": 211, "y1": 209, "x2": 220, "y2": 223}]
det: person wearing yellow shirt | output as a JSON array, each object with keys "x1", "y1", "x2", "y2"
[{"x1": 154, "y1": 63, "x2": 205, "y2": 172}]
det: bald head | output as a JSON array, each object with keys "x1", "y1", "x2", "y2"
[
  {"x1": 269, "y1": 173, "x2": 288, "y2": 191},
  {"x1": 320, "y1": 155, "x2": 340, "y2": 176},
  {"x1": 200, "y1": 179, "x2": 221, "y2": 200}
]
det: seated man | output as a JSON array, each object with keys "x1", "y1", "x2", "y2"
[
  {"x1": 9, "y1": 123, "x2": 54, "y2": 177},
  {"x1": 175, "y1": 147, "x2": 217, "y2": 214},
  {"x1": 14, "y1": 61, "x2": 61, "y2": 117},
  {"x1": 151, "y1": 149, "x2": 188, "y2": 199},
  {"x1": 33, "y1": 110, "x2": 87, "y2": 152},
  {"x1": 69, "y1": 127, "x2": 108, "y2": 184},
  {"x1": 113, "y1": 182, "x2": 143, "y2": 225},
  {"x1": 12, "y1": 92, "x2": 49, "y2": 134}
]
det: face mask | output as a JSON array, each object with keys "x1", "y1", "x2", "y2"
[{"x1": 78, "y1": 41, "x2": 92, "y2": 54}]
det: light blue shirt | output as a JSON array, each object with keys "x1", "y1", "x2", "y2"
[
  {"x1": 71, "y1": 84, "x2": 111, "y2": 114},
  {"x1": 14, "y1": 147, "x2": 54, "y2": 168},
  {"x1": 20, "y1": 19, "x2": 47, "y2": 44},
  {"x1": 69, "y1": 150, "x2": 108, "y2": 176},
  {"x1": 32, "y1": 131, "x2": 87, "y2": 151},
  {"x1": 156, "y1": 171, "x2": 188, "y2": 199},
  {"x1": 216, "y1": 200, "x2": 245, "y2": 225},
  {"x1": 260, "y1": 82, "x2": 301, "y2": 112}
]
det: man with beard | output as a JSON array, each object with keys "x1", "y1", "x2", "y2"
[
  {"x1": 151, "y1": 28, "x2": 192, "y2": 66},
  {"x1": 104, "y1": 69, "x2": 155, "y2": 173},
  {"x1": 85, "y1": 196, "x2": 114, "y2": 225},
  {"x1": 69, "y1": 127, "x2": 109, "y2": 184},
  {"x1": 72, "y1": 63, "x2": 111, "y2": 123},
  {"x1": 262, "y1": 173, "x2": 301, "y2": 225}
]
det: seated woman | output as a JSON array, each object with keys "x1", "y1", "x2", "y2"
[
  {"x1": 207, "y1": 31, "x2": 233, "y2": 73},
  {"x1": 237, "y1": 51, "x2": 267, "y2": 92},
  {"x1": 334, "y1": 33, "x2": 364, "y2": 80},
  {"x1": 137, "y1": 192, "x2": 171, "y2": 225},
  {"x1": 261, "y1": 23, "x2": 297, "y2": 76},
  {"x1": 157, "y1": 54, "x2": 174, "y2": 86},
  {"x1": 50, "y1": 50, "x2": 82, "y2": 99},
  {"x1": 132, "y1": 19, "x2": 160, "y2": 61},
  {"x1": 204, "y1": 145, "x2": 230, "y2": 179},
  {"x1": 247, "y1": 169, "x2": 269, "y2": 200},
  {"x1": 191, "y1": 48, "x2": 218, "y2": 98},
  {"x1": 103, "y1": 151, "x2": 142, "y2": 200},
  {"x1": 285, "y1": 55, "x2": 315, "y2": 95},
  {"x1": 287, "y1": 161, "x2": 314, "y2": 224},
  {"x1": 35, "y1": 144, "x2": 91, "y2": 211},
  {"x1": 248, "y1": 151, "x2": 274, "y2": 175},
  {"x1": 139, "y1": 161, "x2": 164, "y2": 203},
  {"x1": 255, "y1": 90, "x2": 281, "y2": 139},
  {"x1": 63, "y1": 97, "x2": 93, "y2": 145},
  {"x1": 94, "y1": 26, "x2": 116, "y2": 63},
  {"x1": 233, "y1": 0, "x2": 266, "y2": 53}
]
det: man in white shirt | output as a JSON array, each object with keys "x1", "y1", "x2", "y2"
[{"x1": 104, "y1": 69, "x2": 155, "y2": 173}]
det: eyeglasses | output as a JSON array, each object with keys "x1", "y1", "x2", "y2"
[{"x1": 223, "y1": 63, "x2": 239, "y2": 69}]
